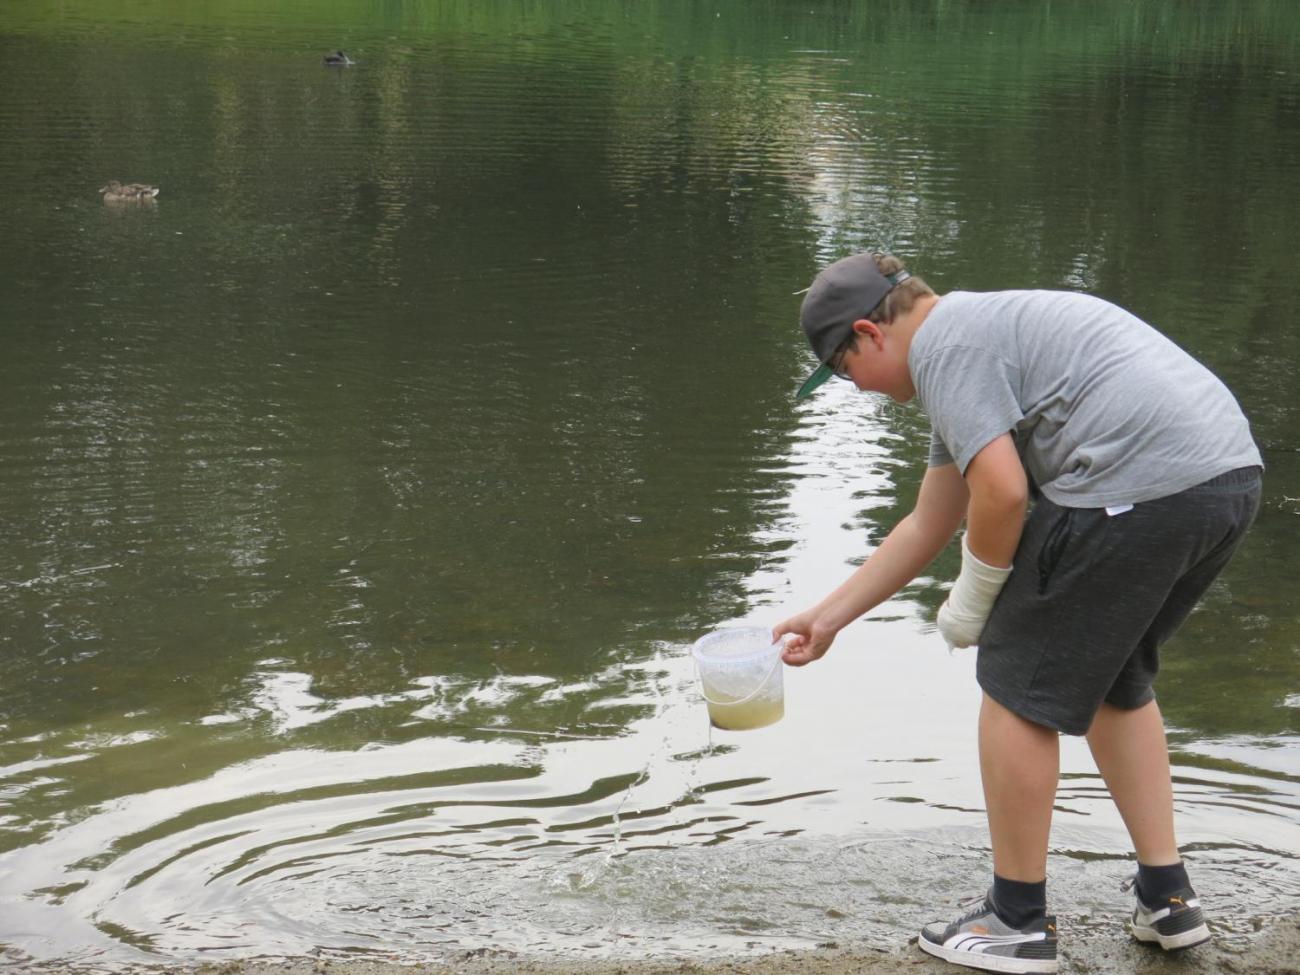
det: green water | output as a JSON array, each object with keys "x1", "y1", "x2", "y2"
[{"x1": 1, "y1": 0, "x2": 1298, "y2": 966}]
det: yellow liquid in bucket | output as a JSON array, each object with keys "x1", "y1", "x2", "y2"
[
  {"x1": 693, "y1": 627, "x2": 785, "y2": 731},
  {"x1": 706, "y1": 696, "x2": 784, "y2": 731}
]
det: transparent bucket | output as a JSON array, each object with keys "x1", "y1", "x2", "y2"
[{"x1": 690, "y1": 626, "x2": 785, "y2": 731}]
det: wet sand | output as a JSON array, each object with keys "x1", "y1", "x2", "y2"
[{"x1": 180, "y1": 914, "x2": 1300, "y2": 975}]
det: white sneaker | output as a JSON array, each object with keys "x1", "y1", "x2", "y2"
[
  {"x1": 1123, "y1": 876, "x2": 1211, "y2": 951},
  {"x1": 918, "y1": 895, "x2": 1058, "y2": 974}
]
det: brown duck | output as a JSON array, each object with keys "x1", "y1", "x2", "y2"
[{"x1": 99, "y1": 181, "x2": 160, "y2": 203}]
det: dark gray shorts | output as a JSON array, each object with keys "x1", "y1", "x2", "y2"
[{"x1": 976, "y1": 466, "x2": 1263, "y2": 736}]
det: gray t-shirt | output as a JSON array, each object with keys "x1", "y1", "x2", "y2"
[{"x1": 909, "y1": 290, "x2": 1262, "y2": 508}]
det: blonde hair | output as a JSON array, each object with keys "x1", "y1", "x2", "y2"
[{"x1": 866, "y1": 252, "x2": 933, "y2": 324}]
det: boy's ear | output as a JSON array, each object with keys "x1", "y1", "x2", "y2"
[{"x1": 851, "y1": 319, "x2": 883, "y2": 344}]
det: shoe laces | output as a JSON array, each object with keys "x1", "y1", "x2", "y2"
[
  {"x1": 1122, "y1": 873, "x2": 1191, "y2": 909},
  {"x1": 954, "y1": 892, "x2": 993, "y2": 924}
]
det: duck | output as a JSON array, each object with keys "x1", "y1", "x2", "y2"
[
  {"x1": 99, "y1": 181, "x2": 160, "y2": 203},
  {"x1": 323, "y1": 50, "x2": 354, "y2": 66}
]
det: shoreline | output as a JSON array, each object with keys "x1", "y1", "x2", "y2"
[{"x1": 171, "y1": 913, "x2": 1300, "y2": 975}]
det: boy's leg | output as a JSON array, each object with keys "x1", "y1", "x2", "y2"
[
  {"x1": 1087, "y1": 699, "x2": 1209, "y2": 949},
  {"x1": 981, "y1": 692, "x2": 1059, "y2": 882},
  {"x1": 916, "y1": 693, "x2": 1061, "y2": 974},
  {"x1": 1088, "y1": 469, "x2": 1258, "y2": 941},
  {"x1": 1085, "y1": 699, "x2": 1178, "y2": 866}
]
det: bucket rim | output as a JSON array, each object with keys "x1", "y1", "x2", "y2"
[{"x1": 690, "y1": 625, "x2": 783, "y2": 665}]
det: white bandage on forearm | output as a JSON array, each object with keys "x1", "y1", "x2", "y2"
[{"x1": 936, "y1": 534, "x2": 1012, "y2": 649}]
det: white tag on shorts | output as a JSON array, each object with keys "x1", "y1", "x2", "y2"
[{"x1": 1105, "y1": 504, "x2": 1134, "y2": 516}]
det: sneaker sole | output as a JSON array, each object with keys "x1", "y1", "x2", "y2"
[
  {"x1": 917, "y1": 936, "x2": 1058, "y2": 974},
  {"x1": 1131, "y1": 920, "x2": 1211, "y2": 951}
]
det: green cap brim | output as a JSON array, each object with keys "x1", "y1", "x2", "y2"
[{"x1": 796, "y1": 362, "x2": 834, "y2": 400}]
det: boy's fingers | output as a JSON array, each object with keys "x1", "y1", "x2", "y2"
[{"x1": 780, "y1": 634, "x2": 806, "y2": 663}]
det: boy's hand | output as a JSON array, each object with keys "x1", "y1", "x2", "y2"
[
  {"x1": 936, "y1": 533, "x2": 1012, "y2": 648},
  {"x1": 936, "y1": 597, "x2": 986, "y2": 648},
  {"x1": 772, "y1": 614, "x2": 837, "y2": 666}
]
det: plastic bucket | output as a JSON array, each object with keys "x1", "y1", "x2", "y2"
[{"x1": 690, "y1": 627, "x2": 785, "y2": 731}]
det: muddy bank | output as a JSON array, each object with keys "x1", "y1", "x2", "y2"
[{"x1": 172, "y1": 915, "x2": 1300, "y2": 975}]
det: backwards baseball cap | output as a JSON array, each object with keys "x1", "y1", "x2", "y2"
[{"x1": 796, "y1": 254, "x2": 911, "y2": 399}]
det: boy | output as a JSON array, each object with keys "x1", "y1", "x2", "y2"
[{"x1": 773, "y1": 253, "x2": 1262, "y2": 974}]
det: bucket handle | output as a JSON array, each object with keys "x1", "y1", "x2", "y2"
[{"x1": 693, "y1": 642, "x2": 785, "y2": 708}]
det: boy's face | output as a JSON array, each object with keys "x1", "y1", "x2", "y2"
[{"x1": 840, "y1": 320, "x2": 916, "y2": 403}]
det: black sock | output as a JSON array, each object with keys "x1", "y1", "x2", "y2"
[
  {"x1": 990, "y1": 874, "x2": 1047, "y2": 928},
  {"x1": 1136, "y1": 860, "x2": 1191, "y2": 905}
]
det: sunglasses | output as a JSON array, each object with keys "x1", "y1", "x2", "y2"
[{"x1": 830, "y1": 340, "x2": 854, "y2": 380}]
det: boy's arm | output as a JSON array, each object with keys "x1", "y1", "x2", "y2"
[
  {"x1": 936, "y1": 433, "x2": 1028, "y2": 648},
  {"x1": 963, "y1": 433, "x2": 1028, "y2": 567},
  {"x1": 775, "y1": 460, "x2": 969, "y2": 665}
]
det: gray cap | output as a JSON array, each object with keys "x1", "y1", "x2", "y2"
[{"x1": 796, "y1": 254, "x2": 910, "y2": 399}]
